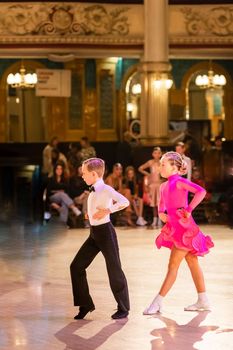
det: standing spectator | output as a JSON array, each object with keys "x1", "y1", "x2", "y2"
[
  {"x1": 79, "y1": 136, "x2": 96, "y2": 162},
  {"x1": 175, "y1": 142, "x2": 192, "y2": 180},
  {"x1": 138, "y1": 147, "x2": 163, "y2": 228}
]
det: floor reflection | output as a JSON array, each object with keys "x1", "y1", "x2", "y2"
[
  {"x1": 150, "y1": 312, "x2": 233, "y2": 350},
  {"x1": 55, "y1": 319, "x2": 128, "y2": 350}
]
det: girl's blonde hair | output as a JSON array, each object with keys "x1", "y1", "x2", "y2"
[{"x1": 161, "y1": 151, "x2": 187, "y2": 175}]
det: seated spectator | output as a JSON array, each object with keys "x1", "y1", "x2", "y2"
[
  {"x1": 105, "y1": 163, "x2": 134, "y2": 226},
  {"x1": 49, "y1": 148, "x2": 69, "y2": 178},
  {"x1": 46, "y1": 162, "x2": 81, "y2": 224},
  {"x1": 69, "y1": 165, "x2": 90, "y2": 227},
  {"x1": 42, "y1": 136, "x2": 59, "y2": 179},
  {"x1": 78, "y1": 136, "x2": 96, "y2": 162},
  {"x1": 124, "y1": 166, "x2": 147, "y2": 226}
]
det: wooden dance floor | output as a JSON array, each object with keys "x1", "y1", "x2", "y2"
[{"x1": 0, "y1": 222, "x2": 233, "y2": 349}]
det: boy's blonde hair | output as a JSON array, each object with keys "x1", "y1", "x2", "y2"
[{"x1": 82, "y1": 157, "x2": 105, "y2": 177}]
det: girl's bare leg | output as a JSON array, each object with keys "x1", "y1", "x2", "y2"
[
  {"x1": 184, "y1": 253, "x2": 210, "y2": 311},
  {"x1": 132, "y1": 200, "x2": 140, "y2": 217},
  {"x1": 159, "y1": 247, "x2": 188, "y2": 296},
  {"x1": 185, "y1": 253, "x2": 205, "y2": 293},
  {"x1": 144, "y1": 247, "x2": 187, "y2": 314}
]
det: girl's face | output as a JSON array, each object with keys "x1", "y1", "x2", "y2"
[
  {"x1": 152, "y1": 150, "x2": 162, "y2": 160},
  {"x1": 55, "y1": 165, "x2": 63, "y2": 177},
  {"x1": 127, "y1": 169, "x2": 134, "y2": 180},
  {"x1": 113, "y1": 165, "x2": 122, "y2": 177},
  {"x1": 160, "y1": 157, "x2": 177, "y2": 178}
]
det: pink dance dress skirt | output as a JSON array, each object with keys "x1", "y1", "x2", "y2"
[{"x1": 156, "y1": 208, "x2": 214, "y2": 256}]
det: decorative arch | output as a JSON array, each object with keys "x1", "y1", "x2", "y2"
[
  {"x1": 180, "y1": 61, "x2": 233, "y2": 140},
  {"x1": 181, "y1": 61, "x2": 233, "y2": 91}
]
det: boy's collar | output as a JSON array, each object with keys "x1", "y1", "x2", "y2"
[{"x1": 92, "y1": 178, "x2": 104, "y2": 191}]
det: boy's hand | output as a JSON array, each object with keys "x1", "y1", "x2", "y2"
[
  {"x1": 93, "y1": 207, "x2": 111, "y2": 220},
  {"x1": 159, "y1": 213, "x2": 168, "y2": 223}
]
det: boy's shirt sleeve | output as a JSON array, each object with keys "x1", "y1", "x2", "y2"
[{"x1": 107, "y1": 186, "x2": 129, "y2": 213}]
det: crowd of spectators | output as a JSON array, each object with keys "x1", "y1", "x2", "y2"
[{"x1": 41, "y1": 133, "x2": 233, "y2": 229}]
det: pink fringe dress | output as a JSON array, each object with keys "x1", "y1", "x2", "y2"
[{"x1": 156, "y1": 174, "x2": 214, "y2": 256}]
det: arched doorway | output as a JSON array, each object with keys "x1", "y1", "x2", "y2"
[
  {"x1": 119, "y1": 63, "x2": 141, "y2": 140},
  {"x1": 181, "y1": 61, "x2": 233, "y2": 140},
  {"x1": 0, "y1": 60, "x2": 46, "y2": 142}
]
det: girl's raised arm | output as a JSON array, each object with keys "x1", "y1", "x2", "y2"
[{"x1": 177, "y1": 178, "x2": 206, "y2": 212}]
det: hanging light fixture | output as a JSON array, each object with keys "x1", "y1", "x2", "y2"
[
  {"x1": 7, "y1": 63, "x2": 37, "y2": 88},
  {"x1": 195, "y1": 62, "x2": 226, "y2": 89}
]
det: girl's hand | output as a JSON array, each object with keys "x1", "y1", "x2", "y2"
[
  {"x1": 93, "y1": 207, "x2": 110, "y2": 220},
  {"x1": 159, "y1": 212, "x2": 168, "y2": 223},
  {"x1": 177, "y1": 208, "x2": 191, "y2": 219}
]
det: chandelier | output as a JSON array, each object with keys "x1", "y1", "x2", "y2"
[
  {"x1": 195, "y1": 66, "x2": 226, "y2": 89},
  {"x1": 7, "y1": 64, "x2": 37, "y2": 88}
]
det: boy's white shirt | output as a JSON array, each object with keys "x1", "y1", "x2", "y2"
[{"x1": 87, "y1": 178, "x2": 129, "y2": 226}]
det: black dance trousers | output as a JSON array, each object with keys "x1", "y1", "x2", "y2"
[{"x1": 70, "y1": 222, "x2": 130, "y2": 312}]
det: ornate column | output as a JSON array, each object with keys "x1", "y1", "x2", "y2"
[{"x1": 140, "y1": 0, "x2": 171, "y2": 144}]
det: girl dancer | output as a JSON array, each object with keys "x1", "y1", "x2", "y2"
[{"x1": 143, "y1": 152, "x2": 214, "y2": 314}]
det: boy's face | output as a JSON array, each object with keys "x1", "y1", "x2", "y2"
[{"x1": 82, "y1": 164, "x2": 97, "y2": 185}]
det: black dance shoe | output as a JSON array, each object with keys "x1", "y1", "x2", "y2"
[
  {"x1": 74, "y1": 305, "x2": 95, "y2": 320},
  {"x1": 111, "y1": 310, "x2": 129, "y2": 319}
]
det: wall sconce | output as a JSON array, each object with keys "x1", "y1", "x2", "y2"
[
  {"x1": 152, "y1": 73, "x2": 173, "y2": 90},
  {"x1": 127, "y1": 102, "x2": 134, "y2": 112},
  {"x1": 132, "y1": 83, "x2": 142, "y2": 95}
]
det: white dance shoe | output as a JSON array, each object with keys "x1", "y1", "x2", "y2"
[
  {"x1": 136, "y1": 217, "x2": 147, "y2": 226},
  {"x1": 143, "y1": 302, "x2": 162, "y2": 315},
  {"x1": 184, "y1": 301, "x2": 211, "y2": 311}
]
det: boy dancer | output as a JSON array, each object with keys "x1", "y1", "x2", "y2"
[{"x1": 70, "y1": 158, "x2": 130, "y2": 319}]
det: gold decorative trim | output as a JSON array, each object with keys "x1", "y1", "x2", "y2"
[
  {"x1": 0, "y1": 2, "x2": 146, "y2": 47},
  {"x1": 181, "y1": 6, "x2": 233, "y2": 36},
  {"x1": 0, "y1": 3, "x2": 129, "y2": 36}
]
